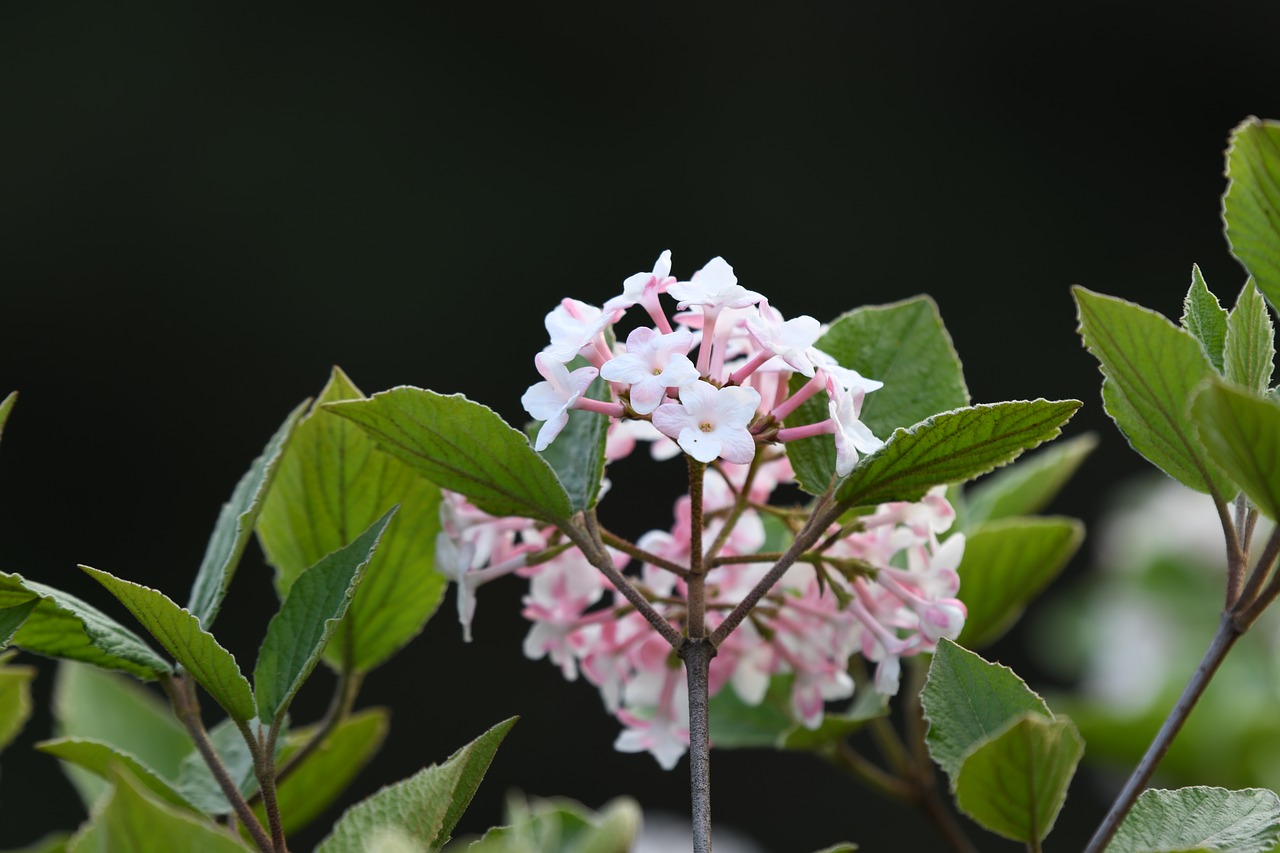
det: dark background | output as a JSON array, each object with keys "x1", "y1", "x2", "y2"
[{"x1": 2, "y1": 2, "x2": 1278, "y2": 851}]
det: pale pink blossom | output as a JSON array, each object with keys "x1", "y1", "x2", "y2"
[
  {"x1": 604, "y1": 250, "x2": 677, "y2": 334},
  {"x1": 544, "y1": 298, "x2": 617, "y2": 364},
  {"x1": 651, "y1": 380, "x2": 761, "y2": 464},
  {"x1": 828, "y1": 375, "x2": 884, "y2": 476},
  {"x1": 521, "y1": 353, "x2": 600, "y2": 451},
  {"x1": 738, "y1": 298, "x2": 824, "y2": 379},
  {"x1": 600, "y1": 327, "x2": 699, "y2": 414}
]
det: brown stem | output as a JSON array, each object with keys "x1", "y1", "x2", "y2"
[
  {"x1": 598, "y1": 529, "x2": 691, "y2": 579},
  {"x1": 830, "y1": 740, "x2": 915, "y2": 801},
  {"x1": 253, "y1": 718, "x2": 288, "y2": 852},
  {"x1": 687, "y1": 458, "x2": 708, "y2": 638},
  {"x1": 161, "y1": 675, "x2": 274, "y2": 853},
  {"x1": 1083, "y1": 612, "x2": 1243, "y2": 853},
  {"x1": 679, "y1": 638, "x2": 716, "y2": 853},
  {"x1": 1236, "y1": 527, "x2": 1280, "y2": 627}
]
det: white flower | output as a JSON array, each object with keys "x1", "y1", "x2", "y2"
[
  {"x1": 827, "y1": 375, "x2": 883, "y2": 476},
  {"x1": 603, "y1": 250, "x2": 675, "y2": 313},
  {"x1": 600, "y1": 327, "x2": 699, "y2": 414},
  {"x1": 521, "y1": 352, "x2": 599, "y2": 450},
  {"x1": 666, "y1": 257, "x2": 763, "y2": 312},
  {"x1": 745, "y1": 298, "x2": 824, "y2": 377},
  {"x1": 544, "y1": 298, "x2": 615, "y2": 363},
  {"x1": 651, "y1": 380, "x2": 761, "y2": 464}
]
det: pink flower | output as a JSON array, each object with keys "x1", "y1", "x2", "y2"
[
  {"x1": 827, "y1": 375, "x2": 884, "y2": 476},
  {"x1": 521, "y1": 352, "x2": 599, "y2": 451},
  {"x1": 544, "y1": 298, "x2": 617, "y2": 364},
  {"x1": 651, "y1": 380, "x2": 761, "y2": 464},
  {"x1": 600, "y1": 327, "x2": 699, "y2": 415},
  {"x1": 742, "y1": 298, "x2": 824, "y2": 378},
  {"x1": 667, "y1": 257, "x2": 763, "y2": 313},
  {"x1": 604, "y1": 250, "x2": 677, "y2": 334}
]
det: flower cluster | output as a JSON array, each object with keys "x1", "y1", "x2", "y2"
[{"x1": 437, "y1": 252, "x2": 968, "y2": 769}]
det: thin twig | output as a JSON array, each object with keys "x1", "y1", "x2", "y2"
[
  {"x1": 1083, "y1": 613, "x2": 1243, "y2": 853},
  {"x1": 1236, "y1": 527, "x2": 1280, "y2": 627},
  {"x1": 687, "y1": 458, "x2": 708, "y2": 639},
  {"x1": 161, "y1": 675, "x2": 274, "y2": 853},
  {"x1": 830, "y1": 741, "x2": 915, "y2": 801},
  {"x1": 597, "y1": 529, "x2": 692, "y2": 579},
  {"x1": 679, "y1": 638, "x2": 716, "y2": 853}
]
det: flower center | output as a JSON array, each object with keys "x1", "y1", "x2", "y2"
[{"x1": 699, "y1": 422, "x2": 715, "y2": 433}]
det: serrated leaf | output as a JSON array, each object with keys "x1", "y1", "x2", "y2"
[
  {"x1": 532, "y1": 371, "x2": 610, "y2": 515},
  {"x1": 52, "y1": 662, "x2": 193, "y2": 809},
  {"x1": 325, "y1": 387, "x2": 573, "y2": 523},
  {"x1": 1224, "y1": 116, "x2": 1280, "y2": 312},
  {"x1": 1109, "y1": 787, "x2": 1280, "y2": 853},
  {"x1": 254, "y1": 508, "x2": 395, "y2": 724},
  {"x1": 316, "y1": 716, "x2": 517, "y2": 852},
  {"x1": 784, "y1": 296, "x2": 969, "y2": 494},
  {"x1": 0, "y1": 573, "x2": 169, "y2": 680},
  {"x1": 1074, "y1": 287, "x2": 1234, "y2": 498},
  {"x1": 1224, "y1": 280, "x2": 1276, "y2": 394},
  {"x1": 920, "y1": 639, "x2": 1051, "y2": 783},
  {"x1": 81, "y1": 568, "x2": 255, "y2": 723},
  {"x1": 953, "y1": 712, "x2": 1083, "y2": 844},
  {"x1": 257, "y1": 368, "x2": 446, "y2": 674},
  {"x1": 0, "y1": 653, "x2": 35, "y2": 752},
  {"x1": 35, "y1": 737, "x2": 197, "y2": 812},
  {"x1": 0, "y1": 391, "x2": 15, "y2": 446},
  {"x1": 956, "y1": 517, "x2": 1084, "y2": 649},
  {"x1": 262, "y1": 707, "x2": 389, "y2": 835},
  {"x1": 67, "y1": 766, "x2": 251, "y2": 853},
  {"x1": 835, "y1": 400, "x2": 1080, "y2": 508},
  {"x1": 0, "y1": 598, "x2": 39, "y2": 650},
  {"x1": 1182, "y1": 265, "x2": 1230, "y2": 373},
  {"x1": 1192, "y1": 380, "x2": 1280, "y2": 521},
  {"x1": 964, "y1": 433, "x2": 1097, "y2": 526},
  {"x1": 186, "y1": 401, "x2": 306, "y2": 630}
]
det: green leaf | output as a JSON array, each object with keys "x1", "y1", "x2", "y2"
[
  {"x1": 186, "y1": 401, "x2": 307, "y2": 630},
  {"x1": 325, "y1": 387, "x2": 573, "y2": 523},
  {"x1": 0, "y1": 653, "x2": 35, "y2": 752},
  {"x1": 956, "y1": 517, "x2": 1084, "y2": 649},
  {"x1": 67, "y1": 766, "x2": 252, "y2": 853},
  {"x1": 920, "y1": 639, "x2": 1051, "y2": 783},
  {"x1": 1110, "y1": 787, "x2": 1280, "y2": 853},
  {"x1": 264, "y1": 707, "x2": 389, "y2": 835},
  {"x1": 963, "y1": 433, "x2": 1097, "y2": 526},
  {"x1": 835, "y1": 400, "x2": 1081, "y2": 508},
  {"x1": 175, "y1": 716, "x2": 279, "y2": 815},
  {"x1": 52, "y1": 662, "x2": 193, "y2": 809},
  {"x1": 81, "y1": 567, "x2": 255, "y2": 723},
  {"x1": 953, "y1": 712, "x2": 1083, "y2": 844},
  {"x1": 1224, "y1": 116, "x2": 1280, "y2": 312},
  {"x1": 0, "y1": 598, "x2": 39, "y2": 650},
  {"x1": 316, "y1": 716, "x2": 517, "y2": 853},
  {"x1": 256, "y1": 368, "x2": 446, "y2": 674},
  {"x1": 1074, "y1": 287, "x2": 1234, "y2": 497},
  {"x1": 35, "y1": 737, "x2": 197, "y2": 812},
  {"x1": 254, "y1": 508, "x2": 396, "y2": 724},
  {"x1": 1182, "y1": 265, "x2": 1230, "y2": 373},
  {"x1": 0, "y1": 573, "x2": 169, "y2": 680},
  {"x1": 456, "y1": 795, "x2": 643, "y2": 853},
  {"x1": 532, "y1": 371, "x2": 610, "y2": 515},
  {"x1": 0, "y1": 391, "x2": 16, "y2": 446},
  {"x1": 1224, "y1": 280, "x2": 1276, "y2": 394},
  {"x1": 784, "y1": 296, "x2": 969, "y2": 494},
  {"x1": 778, "y1": 690, "x2": 890, "y2": 752},
  {"x1": 706, "y1": 675, "x2": 796, "y2": 748},
  {"x1": 1191, "y1": 379, "x2": 1280, "y2": 521}
]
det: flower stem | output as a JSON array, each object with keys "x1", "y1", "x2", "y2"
[
  {"x1": 161, "y1": 675, "x2": 274, "y2": 853},
  {"x1": 1082, "y1": 612, "x2": 1243, "y2": 853},
  {"x1": 679, "y1": 637, "x2": 716, "y2": 853},
  {"x1": 687, "y1": 458, "x2": 707, "y2": 639}
]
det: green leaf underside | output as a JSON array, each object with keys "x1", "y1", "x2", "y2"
[
  {"x1": 784, "y1": 296, "x2": 969, "y2": 495},
  {"x1": 187, "y1": 401, "x2": 306, "y2": 630},
  {"x1": 256, "y1": 368, "x2": 446, "y2": 673},
  {"x1": 52, "y1": 662, "x2": 193, "y2": 810},
  {"x1": 921, "y1": 639, "x2": 1051, "y2": 783},
  {"x1": 1224, "y1": 117, "x2": 1280, "y2": 313},
  {"x1": 1182, "y1": 265, "x2": 1230, "y2": 374},
  {"x1": 255, "y1": 508, "x2": 396, "y2": 724},
  {"x1": 1192, "y1": 380, "x2": 1280, "y2": 521},
  {"x1": 533, "y1": 370, "x2": 610, "y2": 515},
  {"x1": 81, "y1": 568, "x2": 255, "y2": 722},
  {"x1": 0, "y1": 391, "x2": 16, "y2": 445},
  {"x1": 1224, "y1": 280, "x2": 1276, "y2": 394},
  {"x1": 1109, "y1": 787, "x2": 1280, "y2": 853},
  {"x1": 36, "y1": 738, "x2": 197, "y2": 812},
  {"x1": 325, "y1": 387, "x2": 573, "y2": 523},
  {"x1": 264, "y1": 708, "x2": 390, "y2": 835},
  {"x1": 1074, "y1": 287, "x2": 1234, "y2": 497},
  {"x1": 0, "y1": 599, "x2": 39, "y2": 650},
  {"x1": 316, "y1": 716, "x2": 517, "y2": 853},
  {"x1": 460, "y1": 795, "x2": 643, "y2": 853},
  {"x1": 0, "y1": 655, "x2": 35, "y2": 752},
  {"x1": 953, "y1": 713, "x2": 1083, "y2": 844},
  {"x1": 0, "y1": 574, "x2": 168, "y2": 680},
  {"x1": 956, "y1": 517, "x2": 1084, "y2": 649},
  {"x1": 963, "y1": 433, "x2": 1097, "y2": 526},
  {"x1": 836, "y1": 400, "x2": 1080, "y2": 508},
  {"x1": 67, "y1": 767, "x2": 251, "y2": 853}
]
